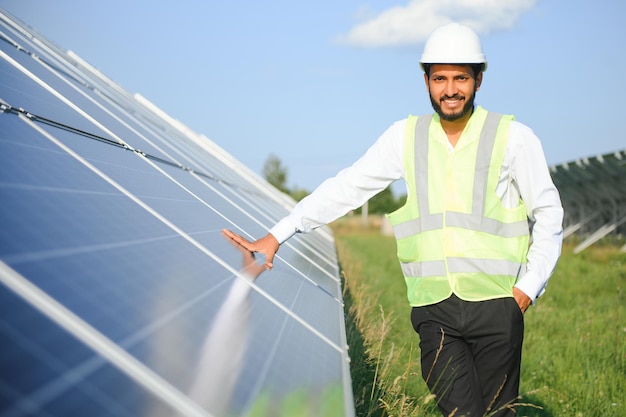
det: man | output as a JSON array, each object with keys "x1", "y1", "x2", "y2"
[{"x1": 224, "y1": 22, "x2": 563, "y2": 417}]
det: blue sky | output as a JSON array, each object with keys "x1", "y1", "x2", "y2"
[{"x1": 2, "y1": 0, "x2": 625, "y2": 193}]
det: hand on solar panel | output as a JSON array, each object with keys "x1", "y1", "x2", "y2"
[
  {"x1": 222, "y1": 229, "x2": 268, "y2": 280},
  {"x1": 222, "y1": 229, "x2": 280, "y2": 270}
]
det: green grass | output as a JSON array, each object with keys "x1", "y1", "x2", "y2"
[{"x1": 331, "y1": 216, "x2": 626, "y2": 417}]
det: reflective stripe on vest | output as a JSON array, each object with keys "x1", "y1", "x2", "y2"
[
  {"x1": 387, "y1": 108, "x2": 529, "y2": 306},
  {"x1": 400, "y1": 257, "x2": 525, "y2": 278}
]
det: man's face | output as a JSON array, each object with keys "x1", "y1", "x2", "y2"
[{"x1": 425, "y1": 64, "x2": 482, "y2": 122}]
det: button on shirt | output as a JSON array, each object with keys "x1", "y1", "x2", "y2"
[{"x1": 270, "y1": 108, "x2": 564, "y2": 303}]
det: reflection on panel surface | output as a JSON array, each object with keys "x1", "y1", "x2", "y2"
[{"x1": 0, "y1": 9, "x2": 354, "y2": 417}]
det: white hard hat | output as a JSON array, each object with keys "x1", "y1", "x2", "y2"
[{"x1": 420, "y1": 23, "x2": 487, "y2": 72}]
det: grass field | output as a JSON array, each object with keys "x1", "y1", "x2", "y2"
[{"x1": 330, "y1": 216, "x2": 626, "y2": 417}]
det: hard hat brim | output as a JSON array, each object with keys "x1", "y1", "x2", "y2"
[{"x1": 419, "y1": 61, "x2": 488, "y2": 72}]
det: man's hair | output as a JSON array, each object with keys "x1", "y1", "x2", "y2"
[{"x1": 422, "y1": 63, "x2": 484, "y2": 79}]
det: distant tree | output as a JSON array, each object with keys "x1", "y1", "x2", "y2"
[
  {"x1": 289, "y1": 186, "x2": 310, "y2": 202},
  {"x1": 368, "y1": 186, "x2": 398, "y2": 214},
  {"x1": 262, "y1": 153, "x2": 289, "y2": 194},
  {"x1": 355, "y1": 186, "x2": 406, "y2": 214}
]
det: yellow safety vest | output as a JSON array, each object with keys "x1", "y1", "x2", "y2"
[{"x1": 387, "y1": 107, "x2": 530, "y2": 307}]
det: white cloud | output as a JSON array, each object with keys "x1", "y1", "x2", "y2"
[{"x1": 335, "y1": 0, "x2": 536, "y2": 47}]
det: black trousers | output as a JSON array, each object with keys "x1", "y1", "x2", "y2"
[{"x1": 411, "y1": 294, "x2": 524, "y2": 417}]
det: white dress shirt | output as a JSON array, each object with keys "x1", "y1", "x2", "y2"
[{"x1": 270, "y1": 107, "x2": 564, "y2": 302}]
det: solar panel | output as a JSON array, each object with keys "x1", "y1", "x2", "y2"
[
  {"x1": 550, "y1": 149, "x2": 626, "y2": 253},
  {"x1": 0, "y1": 9, "x2": 354, "y2": 417}
]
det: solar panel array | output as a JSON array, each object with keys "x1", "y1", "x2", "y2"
[
  {"x1": 0, "y1": 9, "x2": 354, "y2": 417},
  {"x1": 550, "y1": 149, "x2": 626, "y2": 253}
]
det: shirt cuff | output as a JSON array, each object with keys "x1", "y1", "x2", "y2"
[
  {"x1": 514, "y1": 270, "x2": 546, "y2": 304},
  {"x1": 269, "y1": 217, "x2": 298, "y2": 244}
]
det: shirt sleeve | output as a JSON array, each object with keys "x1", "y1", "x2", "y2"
[
  {"x1": 270, "y1": 119, "x2": 407, "y2": 244},
  {"x1": 509, "y1": 122, "x2": 564, "y2": 302}
]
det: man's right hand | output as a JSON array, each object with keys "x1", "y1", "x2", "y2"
[{"x1": 221, "y1": 229, "x2": 280, "y2": 270}]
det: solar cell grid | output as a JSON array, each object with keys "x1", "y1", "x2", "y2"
[{"x1": 0, "y1": 9, "x2": 354, "y2": 417}]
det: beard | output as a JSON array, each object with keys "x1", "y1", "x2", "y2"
[{"x1": 429, "y1": 89, "x2": 476, "y2": 122}]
